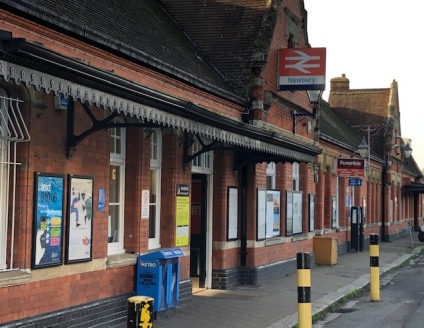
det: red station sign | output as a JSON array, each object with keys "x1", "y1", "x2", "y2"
[{"x1": 337, "y1": 158, "x2": 365, "y2": 177}]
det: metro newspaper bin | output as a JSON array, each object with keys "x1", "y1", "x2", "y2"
[{"x1": 136, "y1": 248, "x2": 184, "y2": 314}]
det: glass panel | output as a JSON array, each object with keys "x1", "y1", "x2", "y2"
[
  {"x1": 108, "y1": 165, "x2": 121, "y2": 243},
  {"x1": 110, "y1": 127, "x2": 123, "y2": 155},
  {"x1": 266, "y1": 176, "x2": 274, "y2": 189},
  {"x1": 149, "y1": 170, "x2": 157, "y2": 238},
  {"x1": 109, "y1": 166, "x2": 120, "y2": 203},
  {"x1": 149, "y1": 205, "x2": 156, "y2": 238},
  {"x1": 192, "y1": 139, "x2": 201, "y2": 167},
  {"x1": 150, "y1": 131, "x2": 158, "y2": 161},
  {"x1": 115, "y1": 136, "x2": 121, "y2": 154},
  {"x1": 204, "y1": 151, "x2": 211, "y2": 169},
  {"x1": 108, "y1": 205, "x2": 120, "y2": 242},
  {"x1": 110, "y1": 128, "x2": 116, "y2": 153}
]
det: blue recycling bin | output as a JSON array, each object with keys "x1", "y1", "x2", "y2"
[{"x1": 136, "y1": 248, "x2": 184, "y2": 313}]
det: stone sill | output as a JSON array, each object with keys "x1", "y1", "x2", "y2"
[
  {"x1": 0, "y1": 253, "x2": 138, "y2": 288},
  {"x1": 0, "y1": 270, "x2": 31, "y2": 287},
  {"x1": 106, "y1": 253, "x2": 137, "y2": 269}
]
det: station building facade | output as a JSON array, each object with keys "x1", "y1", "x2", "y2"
[{"x1": 0, "y1": 0, "x2": 422, "y2": 326}]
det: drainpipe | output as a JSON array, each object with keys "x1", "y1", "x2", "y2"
[
  {"x1": 381, "y1": 164, "x2": 387, "y2": 241},
  {"x1": 414, "y1": 192, "x2": 419, "y2": 230},
  {"x1": 240, "y1": 165, "x2": 248, "y2": 266}
]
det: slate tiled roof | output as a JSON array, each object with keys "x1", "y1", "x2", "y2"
[
  {"x1": 319, "y1": 99, "x2": 362, "y2": 151},
  {"x1": 328, "y1": 75, "x2": 394, "y2": 160},
  {"x1": 330, "y1": 89, "x2": 391, "y2": 126},
  {"x1": 161, "y1": 0, "x2": 277, "y2": 96},
  {"x1": 0, "y1": 0, "x2": 241, "y2": 100}
]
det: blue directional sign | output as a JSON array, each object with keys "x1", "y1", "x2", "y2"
[{"x1": 349, "y1": 178, "x2": 362, "y2": 186}]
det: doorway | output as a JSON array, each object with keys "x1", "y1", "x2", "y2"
[{"x1": 190, "y1": 174, "x2": 207, "y2": 288}]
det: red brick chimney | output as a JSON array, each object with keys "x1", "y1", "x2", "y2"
[{"x1": 330, "y1": 74, "x2": 350, "y2": 93}]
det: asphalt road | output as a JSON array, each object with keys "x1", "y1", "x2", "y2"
[{"x1": 314, "y1": 253, "x2": 424, "y2": 328}]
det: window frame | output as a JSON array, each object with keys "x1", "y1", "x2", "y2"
[
  {"x1": 191, "y1": 137, "x2": 213, "y2": 174},
  {"x1": 266, "y1": 162, "x2": 276, "y2": 189},
  {"x1": 108, "y1": 125, "x2": 126, "y2": 255},
  {"x1": 148, "y1": 129, "x2": 162, "y2": 250}
]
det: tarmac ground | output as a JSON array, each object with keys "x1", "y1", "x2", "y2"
[{"x1": 151, "y1": 231, "x2": 423, "y2": 328}]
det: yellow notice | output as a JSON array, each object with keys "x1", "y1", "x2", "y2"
[{"x1": 176, "y1": 195, "x2": 190, "y2": 246}]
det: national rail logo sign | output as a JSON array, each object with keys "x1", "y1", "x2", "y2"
[{"x1": 278, "y1": 48, "x2": 326, "y2": 91}]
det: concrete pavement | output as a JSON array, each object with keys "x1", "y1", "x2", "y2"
[{"x1": 150, "y1": 231, "x2": 423, "y2": 328}]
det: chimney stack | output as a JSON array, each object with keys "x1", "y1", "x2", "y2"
[{"x1": 330, "y1": 74, "x2": 350, "y2": 93}]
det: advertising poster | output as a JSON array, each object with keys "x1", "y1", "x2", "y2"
[
  {"x1": 309, "y1": 194, "x2": 315, "y2": 232},
  {"x1": 257, "y1": 189, "x2": 280, "y2": 240},
  {"x1": 66, "y1": 175, "x2": 93, "y2": 263},
  {"x1": 257, "y1": 189, "x2": 267, "y2": 240},
  {"x1": 266, "y1": 190, "x2": 281, "y2": 238},
  {"x1": 32, "y1": 173, "x2": 64, "y2": 269},
  {"x1": 293, "y1": 192, "x2": 303, "y2": 234},
  {"x1": 286, "y1": 191, "x2": 293, "y2": 236},
  {"x1": 176, "y1": 184, "x2": 189, "y2": 246},
  {"x1": 227, "y1": 187, "x2": 238, "y2": 240}
]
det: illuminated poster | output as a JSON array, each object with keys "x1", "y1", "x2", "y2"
[
  {"x1": 176, "y1": 184, "x2": 190, "y2": 246},
  {"x1": 32, "y1": 173, "x2": 64, "y2": 269}
]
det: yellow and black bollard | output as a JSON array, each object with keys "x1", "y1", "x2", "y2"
[
  {"x1": 127, "y1": 296, "x2": 154, "y2": 328},
  {"x1": 370, "y1": 233, "x2": 380, "y2": 301},
  {"x1": 297, "y1": 252, "x2": 312, "y2": 328}
]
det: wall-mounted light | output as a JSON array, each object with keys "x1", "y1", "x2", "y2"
[
  {"x1": 313, "y1": 162, "x2": 320, "y2": 182},
  {"x1": 292, "y1": 89, "x2": 323, "y2": 134},
  {"x1": 306, "y1": 89, "x2": 323, "y2": 108},
  {"x1": 356, "y1": 137, "x2": 369, "y2": 158},
  {"x1": 403, "y1": 143, "x2": 412, "y2": 158}
]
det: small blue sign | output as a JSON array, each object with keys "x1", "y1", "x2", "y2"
[
  {"x1": 349, "y1": 178, "x2": 362, "y2": 186},
  {"x1": 98, "y1": 187, "x2": 105, "y2": 211},
  {"x1": 54, "y1": 94, "x2": 69, "y2": 111}
]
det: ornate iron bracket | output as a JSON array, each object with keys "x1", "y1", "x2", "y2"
[{"x1": 66, "y1": 97, "x2": 157, "y2": 158}]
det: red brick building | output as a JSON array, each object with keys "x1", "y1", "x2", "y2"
[
  {"x1": 0, "y1": 1, "x2": 422, "y2": 326},
  {"x1": 326, "y1": 75, "x2": 423, "y2": 240}
]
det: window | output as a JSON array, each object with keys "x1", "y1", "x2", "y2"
[
  {"x1": 149, "y1": 129, "x2": 162, "y2": 249},
  {"x1": 0, "y1": 89, "x2": 30, "y2": 270},
  {"x1": 191, "y1": 137, "x2": 213, "y2": 174},
  {"x1": 108, "y1": 124, "x2": 126, "y2": 255},
  {"x1": 266, "y1": 162, "x2": 276, "y2": 189}
]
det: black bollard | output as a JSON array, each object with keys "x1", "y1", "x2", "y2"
[
  {"x1": 297, "y1": 252, "x2": 312, "y2": 328},
  {"x1": 370, "y1": 233, "x2": 380, "y2": 301},
  {"x1": 127, "y1": 296, "x2": 154, "y2": 328}
]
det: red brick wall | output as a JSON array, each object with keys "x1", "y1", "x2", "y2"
[
  {"x1": 212, "y1": 150, "x2": 239, "y2": 243},
  {"x1": 0, "y1": 266, "x2": 134, "y2": 324},
  {"x1": 124, "y1": 128, "x2": 151, "y2": 254}
]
